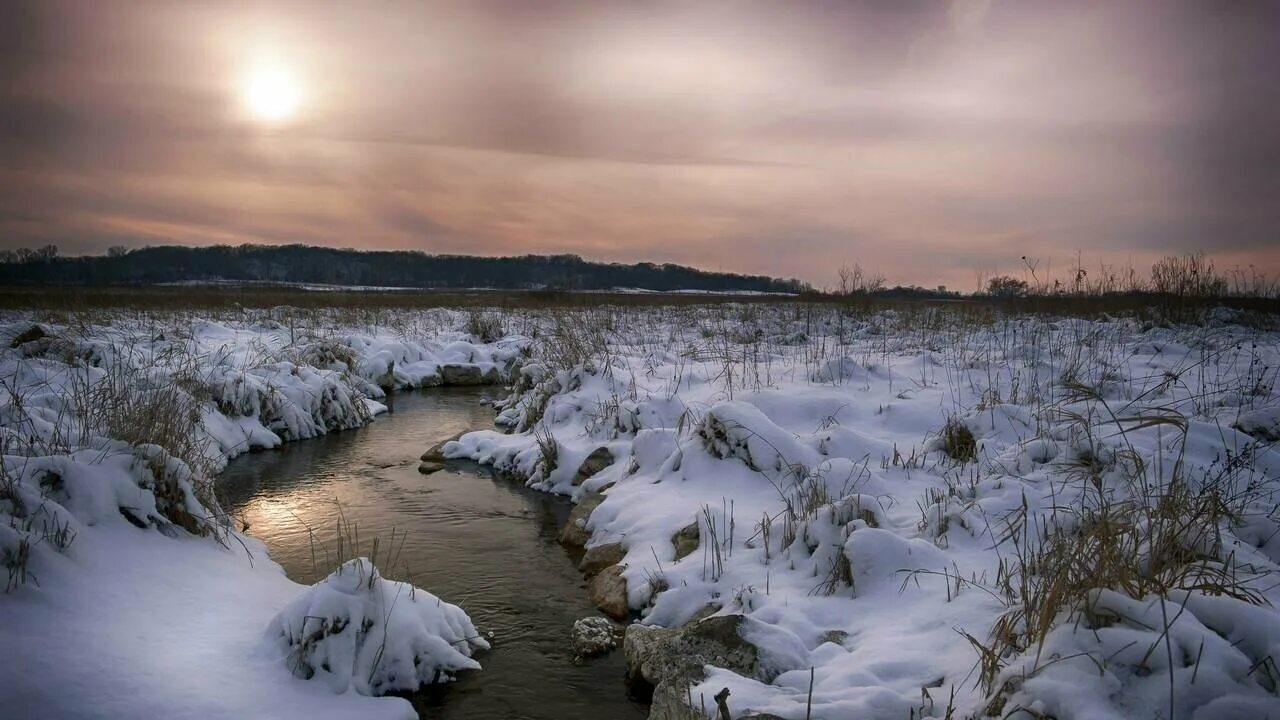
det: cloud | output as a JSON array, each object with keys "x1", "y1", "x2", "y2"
[{"x1": 0, "y1": 0, "x2": 1277, "y2": 287}]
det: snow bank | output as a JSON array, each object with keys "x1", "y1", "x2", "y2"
[{"x1": 0, "y1": 309, "x2": 525, "y2": 719}]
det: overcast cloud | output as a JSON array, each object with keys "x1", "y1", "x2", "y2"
[{"x1": 1, "y1": 0, "x2": 1276, "y2": 287}]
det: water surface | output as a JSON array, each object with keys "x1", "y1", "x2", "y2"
[{"x1": 219, "y1": 388, "x2": 647, "y2": 720}]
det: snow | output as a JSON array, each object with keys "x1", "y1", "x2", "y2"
[
  {"x1": 4, "y1": 303, "x2": 1280, "y2": 719},
  {"x1": 442, "y1": 304, "x2": 1280, "y2": 719},
  {"x1": 4, "y1": 523, "x2": 421, "y2": 720},
  {"x1": 0, "y1": 312, "x2": 525, "y2": 468},
  {"x1": 266, "y1": 558, "x2": 488, "y2": 696},
  {"x1": 0, "y1": 309, "x2": 523, "y2": 719}
]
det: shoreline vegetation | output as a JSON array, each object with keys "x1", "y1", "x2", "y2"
[
  {"x1": 0, "y1": 249, "x2": 1274, "y2": 324},
  {"x1": 1, "y1": 245, "x2": 1277, "y2": 301}
]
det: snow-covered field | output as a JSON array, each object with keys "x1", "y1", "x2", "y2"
[
  {"x1": 444, "y1": 303, "x2": 1280, "y2": 719},
  {"x1": 3, "y1": 302, "x2": 1280, "y2": 719}
]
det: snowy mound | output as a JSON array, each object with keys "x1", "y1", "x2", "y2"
[{"x1": 265, "y1": 558, "x2": 489, "y2": 696}]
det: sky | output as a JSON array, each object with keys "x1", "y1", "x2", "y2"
[{"x1": 1, "y1": 0, "x2": 1277, "y2": 289}]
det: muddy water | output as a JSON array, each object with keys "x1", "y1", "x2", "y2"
[{"x1": 218, "y1": 388, "x2": 647, "y2": 720}]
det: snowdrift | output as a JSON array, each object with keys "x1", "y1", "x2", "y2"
[{"x1": 267, "y1": 558, "x2": 489, "y2": 696}]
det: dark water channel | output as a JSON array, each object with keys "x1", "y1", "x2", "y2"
[{"x1": 218, "y1": 387, "x2": 648, "y2": 720}]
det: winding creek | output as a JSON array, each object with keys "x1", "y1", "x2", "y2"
[{"x1": 218, "y1": 387, "x2": 648, "y2": 719}]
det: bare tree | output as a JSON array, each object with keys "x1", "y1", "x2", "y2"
[{"x1": 835, "y1": 262, "x2": 885, "y2": 295}]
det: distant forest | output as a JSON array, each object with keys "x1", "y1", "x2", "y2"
[{"x1": 0, "y1": 244, "x2": 808, "y2": 293}]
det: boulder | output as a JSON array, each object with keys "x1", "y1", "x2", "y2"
[
  {"x1": 671, "y1": 521, "x2": 700, "y2": 561},
  {"x1": 439, "y1": 364, "x2": 501, "y2": 386},
  {"x1": 570, "y1": 616, "x2": 625, "y2": 659},
  {"x1": 417, "y1": 460, "x2": 445, "y2": 475},
  {"x1": 579, "y1": 541, "x2": 626, "y2": 576},
  {"x1": 687, "y1": 603, "x2": 722, "y2": 625},
  {"x1": 572, "y1": 446, "x2": 614, "y2": 486},
  {"x1": 558, "y1": 491, "x2": 606, "y2": 547},
  {"x1": 421, "y1": 432, "x2": 466, "y2": 463},
  {"x1": 9, "y1": 324, "x2": 73, "y2": 359},
  {"x1": 376, "y1": 360, "x2": 397, "y2": 392},
  {"x1": 588, "y1": 565, "x2": 630, "y2": 620},
  {"x1": 820, "y1": 629, "x2": 849, "y2": 647},
  {"x1": 624, "y1": 615, "x2": 761, "y2": 720},
  {"x1": 9, "y1": 324, "x2": 46, "y2": 348},
  {"x1": 1235, "y1": 407, "x2": 1280, "y2": 442},
  {"x1": 647, "y1": 686, "x2": 706, "y2": 720}
]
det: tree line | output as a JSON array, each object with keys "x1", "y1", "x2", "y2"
[{"x1": 0, "y1": 244, "x2": 809, "y2": 294}]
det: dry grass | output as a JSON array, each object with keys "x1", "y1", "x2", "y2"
[
  {"x1": 72, "y1": 355, "x2": 214, "y2": 478},
  {"x1": 1, "y1": 447, "x2": 79, "y2": 591},
  {"x1": 534, "y1": 425, "x2": 559, "y2": 479},
  {"x1": 960, "y1": 387, "x2": 1275, "y2": 708},
  {"x1": 940, "y1": 416, "x2": 977, "y2": 464},
  {"x1": 465, "y1": 310, "x2": 506, "y2": 343}
]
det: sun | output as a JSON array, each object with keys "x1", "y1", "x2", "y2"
[{"x1": 241, "y1": 65, "x2": 302, "y2": 123}]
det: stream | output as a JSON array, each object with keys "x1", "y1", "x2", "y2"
[{"x1": 218, "y1": 387, "x2": 648, "y2": 719}]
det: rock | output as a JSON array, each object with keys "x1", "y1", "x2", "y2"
[
  {"x1": 820, "y1": 629, "x2": 849, "y2": 647},
  {"x1": 624, "y1": 615, "x2": 761, "y2": 719},
  {"x1": 579, "y1": 541, "x2": 626, "y2": 576},
  {"x1": 588, "y1": 565, "x2": 630, "y2": 620},
  {"x1": 439, "y1": 364, "x2": 482, "y2": 385},
  {"x1": 650, "y1": 684, "x2": 710, "y2": 720},
  {"x1": 9, "y1": 324, "x2": 73, "y2": 360},
  {"x1": 417, "y1": 460, "x2": 445, "y2": 474},
  {"x1": 572, "y1": 446, "x2": 614, "y2": 486},
  {"x1": 9, "y1": 324, "x2": 46, "y2": 348},
  {"x1": 1235, "y1": 408, "x2": 1280, "y2": 442},
  {"x1": 570, "y1": 616, "x2": 625, "y2": 659},
  {"x1": 439, "y1": 364, "x2": 501, "y2": 386},
  {"x1": 687, "y1": 603, "x2": 722, "y2": 625},
  {"x1": 558, "y1": 491, "x2": 607, "y2": 547},
  {"x1": 421, "y1": 432, "x2": 465, "y2": 463},
  {"x1": 377, "y1": 359, "x2": 397, "y2": 392},
  {"x1": 671, "y1": 521, "x2": 700, "y2": 561}
]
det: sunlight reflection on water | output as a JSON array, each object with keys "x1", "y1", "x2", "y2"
[{"x1": 219, "y1": 387, "x2": 646, "y2": 719}]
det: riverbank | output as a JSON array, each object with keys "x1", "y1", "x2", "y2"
[
  {"x1": 218, "y1": 388, "x2": 646, "y2": 719},
  {"x1": 0, "y1": 310, "x2": 522, "y2": 719},
  {"x1": 444, "y1": 305, "x2": 1280, "y2": 719}
]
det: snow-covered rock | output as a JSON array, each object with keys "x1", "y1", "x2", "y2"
[
  {"x1": 624, "y1": 615, "x2": 762, "y2": 719},
  {"x1": 570, "y1": 616, "x2": 624, "y2": 658},
  {"x1": 266, "y1": 558, "x2": 488, "y2": 696}
]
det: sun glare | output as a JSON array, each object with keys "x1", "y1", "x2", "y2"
[{"x1": 242, "y1": 65, "x2": 302, "y2": 123}]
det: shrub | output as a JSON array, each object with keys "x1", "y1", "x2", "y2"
[
  {"x1": 986, "y1": 276, "x2": 1029, "y2": 298},
  {"x1": 465, "y1": 310, "x2": 506, "y2": 343},
  {"x1": 1151, "y1": 252, "x2": 1228, "y2": 298}
]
